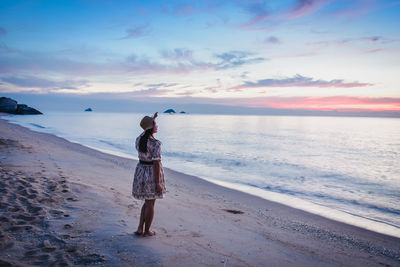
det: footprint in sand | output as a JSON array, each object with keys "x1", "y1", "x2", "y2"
[
  {"x1": 47, "y1": 184, "x2": 58, "y2": 192},
  {"x1": 65, "y1": 244, "x2": 77, "y2": 253},
  {"x1": 49, "y1": 209, "x2": 64, "y2": 218},
  {"x1": 18, "y1": 196, "x2": 28, "y2": 203},
  {"x1": 24, "y1": 192, "x2": 36, "y2": 199},
  {"x1": 158, "y1": 228, "x2": 169, "y2": 235},
  {"x1": 14, "y1": 214, "x2": 36, "y2": 221},
  {"x1": 42, "y1": 252, "x2": 53, "y2": 260},
  {"x1": 0, "y1": 216, "x2": 10, "y2": 223},
  {"x1": 64, "y1": 224, "x2": 73, "y2": 229},
  {"x1": 7, "y1": 206, "x2": 21, "y2": 212},
  {"x1": 17, "y1": 185, "x2": 25, "y2": 191},
  {"x1": 7, "y1": 225, "x2": 32, "y2": 231},
  {"x1": 118, "y1": 219, "x2": 127, "y2": 226},
  {"x1": 28, "y1": 188, "x2": 38, "y2": 194},
  {"x1": 191, "y1": 232, "x2": 203, "y2": 238},
  {"x1": 27, "y1": 206, "x2": 42, "y2": 214},
  {"x1": 24, "y1": 249, "x2": 39, "y2": 257}
]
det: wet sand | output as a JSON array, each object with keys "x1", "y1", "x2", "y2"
[{"x1": 0, "y1": 116, "x2": 399, "y2": 266}]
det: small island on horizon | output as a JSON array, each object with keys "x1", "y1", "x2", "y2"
[{"x1": 163, "y1": 109, "x2": 187, "y2": 114}]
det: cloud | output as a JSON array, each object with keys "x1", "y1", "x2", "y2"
[
  {"x1": 308, "y1": 36, "x2": 400, "y2": 50},
  {"x1": 286, "y1": 0, "x2": 327, "y2": 19},
  {"x1": 158, "y1": 95, "x2": 400, "y2": 112},
  {"x1": 0, "y1": 27, "x2": 6, "y2": 36},
  {"x1": 0, "y1": 42, "x2": 15, "y2": 53},
  {"x1": 146, "y1": 82, "x2": 178, "y2": 88},
  {"x1": 161, "y1": 48, "x2": 193, "y2": 61},
  {"x1": 175, "y1": 90, "x2": 197, "y2": 96},
  {"x1": 120, "y1": 25, "x2": 149, "y2": 39},
  {"x1": 238, "y1": 1, "x2": 270, "y2": 27},
  {"x1": 364, "y1": 48, "x2": 384, "y2": 54},
  {"x1": 236, "y1": 0, "x2": 327, "y2": 29},
  {"x1": 214, "y1": 51, "x2": 265, "y2": 70},
  {"x1": 127, "y1": 87, "x2": 173, "y2": 97},
  {"x1": 264, "y1": 36, "x2": 280, "y2": 44},
  {"x1": 123, "y1": 53, "x2": 212, "y2": 74},
  {"x1": 160, "y1": 2, "x2": 220, "y2": 16},
  {"x1": 92, "y1": 94, "x2": 400, "y2": 112},
  {"x1": 0, "y1": 46, "x2": 207, "y2": 77},
  {"x1": 231, "y1": 74, "x2": 373, "y2": 90},
  {"x1": 123, "y1": 50, "x2": 264, "y2": 73},
  {"x1": 254, "y1": 96, "x2": 400, "y2": 111},
  {"x1": 328, "y1": 0, "x2": 379, "y2": 18},
  {"x1": 1, "y1": 75, "x2": 89, "y2": 90}
]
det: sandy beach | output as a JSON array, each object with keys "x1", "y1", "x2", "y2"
[{"x1": 0, "y1": 115, "x2": 399, "y2": 266}]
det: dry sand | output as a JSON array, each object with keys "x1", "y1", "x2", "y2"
[{"x1": 0, "y1": 116, "x2": 399, "y2": 266}]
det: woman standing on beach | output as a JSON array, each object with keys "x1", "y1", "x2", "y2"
[{"x1": 132, "y1": 112, "x2": 166, "y2": 236}]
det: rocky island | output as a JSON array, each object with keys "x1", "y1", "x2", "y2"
[
  {"x1": 0, "y1": 97, "x2": 42, "y2": 115},
  {"x1": 163, "y1": 109, "x2": 176, "y2": 114}
]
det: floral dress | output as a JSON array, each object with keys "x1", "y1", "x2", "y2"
[{"x1": 132, "y1": 135, "x2": 166, "y2": 200}]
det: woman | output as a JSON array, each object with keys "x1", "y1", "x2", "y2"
[{"x1": 132, "y1": 112, "x2": 166, "y2": 236}]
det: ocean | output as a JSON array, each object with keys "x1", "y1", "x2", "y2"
[{"x1": 4, "y1": 112, "x2": 400, "y2": 237}]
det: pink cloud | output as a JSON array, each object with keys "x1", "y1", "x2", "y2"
[
  {"x1": 364, "y1": 48, "x2": 384, "y2": 54},
  {"x1": 123, "y1": 95, "x2": 400, "y2": 112},
  {"x1": 284, "y1": 0, "x2": 328, "y2": 19},
  {"x1": 215, "y1": 96, "x2": 399, "y2": 112},
  {"x1": 230, "y1": 74, "x2": 373, "y2": 91},
  {"x1": 329, "y1": 0, "x2": 379, "y2": 18},
  {"x1": 238, "y1": 14, "x2": 269, "y2": 28},
  {"x1": 255, "y1": 96, "x2": 400, "y2": 111}
]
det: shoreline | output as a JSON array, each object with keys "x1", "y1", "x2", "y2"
[
  {"x1": 4, "y1": 114, "x2": 400, "y2": 238},
  {"x1": 1, "y1": 116, "x2": 399, "y2": 266}
]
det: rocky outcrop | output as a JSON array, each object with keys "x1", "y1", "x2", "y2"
[
  {"x1": 0, "y1": 97, "x2": 17, "y2": 113},
  {"x1": 163, "y1": 109, "x2": 176, "y2": 114},
  {"x1": 14, "y1": 104, "x2": 42, "y2": 115},
  {"x1": 0, "y1": 97, "x2": 42, "y2": 115}
]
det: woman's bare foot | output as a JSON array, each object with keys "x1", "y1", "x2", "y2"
[
  {"x1": 134, "y1": 229, "x2": 143, "y2": 236},
  {"x1": 143, "y1": 230, "x2": 156, "y2": 236}
]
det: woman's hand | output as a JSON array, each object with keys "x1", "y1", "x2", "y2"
[{"x1": 156, "y1": 183, "x2": 162, "y2": 193}]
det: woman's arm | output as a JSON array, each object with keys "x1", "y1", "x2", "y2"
[{"x1": 153, "y1": 160, "x2": 162, "y2": 192}]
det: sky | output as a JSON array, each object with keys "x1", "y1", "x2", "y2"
[{"x1": 0, "y1": 0, "x2": 400, "y2": 114}]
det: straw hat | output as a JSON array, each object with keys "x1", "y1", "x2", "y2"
[{"x1": 140, "y1": 112, "x2": 158, "y2": 131}]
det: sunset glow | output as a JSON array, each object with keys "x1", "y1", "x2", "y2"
[{"x1": 0, "y1": 0, "x2": 399, "y2": 113}]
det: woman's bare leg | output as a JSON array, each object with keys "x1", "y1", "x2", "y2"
[
  {"x1": 135, "y1": 202, "x2": 146, "y2": 234},
  {"x1": 144, "y1": 199, "x2": 156, "y2": 235}
]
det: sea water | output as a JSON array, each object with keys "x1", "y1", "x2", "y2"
[{"x1": 5, "y1": 112, "x2": 400, "y2": 236}]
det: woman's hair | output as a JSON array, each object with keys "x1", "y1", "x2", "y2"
[{"x1": 139, "y1": 128, "x2": 154, "y2": 153}]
